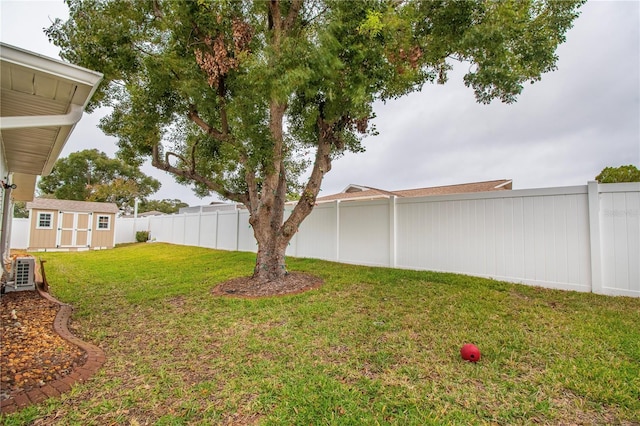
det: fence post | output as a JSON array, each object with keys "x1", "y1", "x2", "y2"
[
  {"x1": 335, "y1": 200, "x2": 340, "y2": 262},
  {"x1": 389, "y1": 196, "x2": 396, "y2": 268},
  {"x1": 215, "y1": 210, "x2": 219, "y2": 249},
  {"x1": 235, "y1": 209, "x2": 240, "y2": 251},
  {"x1": 197, "y1": 208, "x2": 202, "y2": 247},
  {"x1": 587, "y1": 181, "x2": 603, "y2": 294},
  {"x1": 183, "y1": 212, "x2": 188, "y2": 245}
]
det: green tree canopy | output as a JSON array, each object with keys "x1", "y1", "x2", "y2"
[
  {"x1": 13, "y1": 201, "x2": 28, "y2": 219},
  {"x1": 47, "y1": 0, "x2": 584, "y2": 283},
  {"x1": 138, "y1": 199, "x2": 189, "y2": 214},
  {"x1": 596, "y1": 165, "x2": 640, "y2": 183},
  {"x1": 38, "y1": 149, "x2": 161, "y2": 211}
]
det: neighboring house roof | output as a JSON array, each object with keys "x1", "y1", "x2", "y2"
[
  {"x1": 179, "y1": 203, "x2": 240, "y2": 214},
  {"x1": 137, "y1": 210, "x2": 165, "y2": 217},
  {"x1": 316, "y1": 179, "x2": 513, "y2": 203},
  {"x1": 26, "y1": 198, "x2": 120, "y2": 214},
  {"x1": 0, "y1": 42, "x2": 103, "y2": 201}
]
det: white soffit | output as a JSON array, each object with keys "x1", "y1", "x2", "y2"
[
  {"x1": 10, "y1": 173, "x2": 37, "y2": 202},
  {"x1": 0, "y1": 42, "x2": 103, "y2": 200}
]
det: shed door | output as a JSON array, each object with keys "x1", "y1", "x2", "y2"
[{"x1": 57, "y1": 212, "x2": 93, "y2": 248}]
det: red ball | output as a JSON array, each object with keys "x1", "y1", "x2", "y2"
[{"x1": 460, "y1": 343, "x2": 481, "y2": 362}]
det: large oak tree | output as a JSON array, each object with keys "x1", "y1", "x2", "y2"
[{"x1": 47, "y1": 0, "x2": 584, "y2": 284}]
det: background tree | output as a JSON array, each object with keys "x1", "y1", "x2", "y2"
[
  {"x1": 596, "y1": 165, "x2": 640, "y2": 183},
  {"x1": 47, "y1": 0, "x2": 584, "y2": 284},
  {"x1": 138, "y1": 199, "x2": 189, "y2": 214},
  {"x1": 38, "y1": 149, "x2": 161, "y2": 212},
  {"x1": 13, "y1": 201, "x2": 28, "y2": 219}
]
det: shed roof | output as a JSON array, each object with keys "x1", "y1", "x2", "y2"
[{"x1": 26, "y1": 198, "x2": 119, "y2": 214}]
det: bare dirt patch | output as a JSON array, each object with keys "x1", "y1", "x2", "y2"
[{"x1": 211, "y1": 272, "x2": 323, "y2": 298}]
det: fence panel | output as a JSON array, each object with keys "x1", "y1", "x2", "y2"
[
  {"x1": 199, "y1": 212, "x2": 218, "y2": 249},
  {"x1": 291, "y1": 202, "x2": 338, "y2": 261},
  {"x1": 338, "y1": 199, "x2": 391, "y2": 267},
  {"x1": 216, "y1": 210, "x2": 240, "y2": 250},
  {"x1": 599, "y1": 183, "x2": 640, "y2": 296},
  {"x1": 9, "y1": 218, "x2": 29, "y2": 249},
  {"x1": 183, "y1": 214, "x2": 202, "y2": 247},
  {"x1": 148, "y1": 215, "x2": 174, "y2": 243},
  {"x1": 168, "y1": 215, "x2": 186, "y2": 246},
  {"x1": 237, "y1": 210, "x2": 257, "y2": 252},
  {"x1": 115, "y1": 218, "x2": 134, "y2": 244},
  {"x1": 395, "y1": 187, "x2": 592, "y2": 292},
  {"x1": 115, "y1": 217, "x2": 150, "y2": 244}
]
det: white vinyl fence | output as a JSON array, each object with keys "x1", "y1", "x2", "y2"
[
  {"x1": 115, "y1": 216, "x2": 150, "y2": 244},
  {"x1": 13, "y1": 182, "x2": 640, "y2": 297},
  {"x1": 9, "y1": 218, "x2": 29, "y2": 250}
]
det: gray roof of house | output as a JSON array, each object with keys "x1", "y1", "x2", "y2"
[
  {"x1": 26, "y1": 198, "x2": 120, "y2": 214},
  {"x1": 315, "y1": 179, "x2": 513, "y2": 203}
]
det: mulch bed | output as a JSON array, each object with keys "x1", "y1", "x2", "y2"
[
  {"x1": 211, "y1": 272, "x2": 323, "y2": 298},
  {"x1": 0, "y1": 291, "x2": 86, "y2": 402}
]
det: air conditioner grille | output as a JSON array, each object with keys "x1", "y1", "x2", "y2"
[{"x1": 7, "y1": 257, "x2": 36, "y2": 291}]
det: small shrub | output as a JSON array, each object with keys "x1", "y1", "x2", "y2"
[{"x1": 136, "y1": 231, "x2": 150, "y2": 243}]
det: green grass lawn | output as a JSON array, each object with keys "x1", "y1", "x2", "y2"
[{"x1": 3, "y1": 243, "x2": 639, "y2": 425}]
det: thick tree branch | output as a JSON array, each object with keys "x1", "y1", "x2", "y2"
[
  {"x1": 259, "y1": 102, "x2": 287, "y2": 211},
  {"x1": 269, "y1": 0, "x2": 301, "y2": 42},
  {"x1": 281, "y1": 118, "x2": 333, "y2": 238},
  {"x1": 165, "y1": 151, "x2": 188, "y2": 166},
  {"x1": 152, "y1": 144, "x2": 248, "y2": 205},
  {"x1": 269, "y1": 1, "x2": 282, "y2": 30},
  {"x1": 152, "y1": 0, "x2": 163, "y2": 19},
  {"x1": 217, "y1": 78, "x2": 230, "y2": 135},
  {"x1": 284, "y1": 0, "x2": 303, "y2": 31},
  {"x1": 187, "y1": 105, "x2": 226, "y2": 141}
]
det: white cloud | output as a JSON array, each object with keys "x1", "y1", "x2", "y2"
[{"x1": 323, "y1": 1, "x2": 640, "y2": 193}]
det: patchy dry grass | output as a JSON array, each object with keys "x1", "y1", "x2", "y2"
[{"x1": 2, "y1": 243, "x2": 639, "y2": 425}]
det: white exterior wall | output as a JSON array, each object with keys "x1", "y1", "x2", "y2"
[
  {"x1": 13, "y1": 182, "x2": 639, "y2": 297},
  {"x1": 0, "y1": 157, "x2": 8, "y2": 257}
]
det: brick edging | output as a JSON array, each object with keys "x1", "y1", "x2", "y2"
[{"x1": 1, "y1": 290, "x2": 105, "y2": 414}]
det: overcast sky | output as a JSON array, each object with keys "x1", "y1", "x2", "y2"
[{"x1": 2, "y1": 0, "x2": 639, "y2": 206}]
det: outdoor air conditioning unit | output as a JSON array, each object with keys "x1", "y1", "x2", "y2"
[{"x1": 5, "y1": 257, "x2": 35, "y2": 292}]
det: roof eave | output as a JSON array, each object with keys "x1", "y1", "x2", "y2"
[
  {"x1": 0, "y1": 42, "x2": 103, "y2": 200},
  {"x1": 0, "y1": 43, "x2": 103, "y2": 89}
]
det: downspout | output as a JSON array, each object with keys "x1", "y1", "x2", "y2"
[{"x1": 0, "y1": 181, "x2": 16, "y2": 275}]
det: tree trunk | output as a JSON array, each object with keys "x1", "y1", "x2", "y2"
[
  {"x1": 249, "y1": 178, "x2": 291, "y2": 283},
  {"x1": 247, "y1": 103, "x2": 335, "y2": 284},
  {"x1": 247, "y1": 98, "x2": 290, "y2": 283},
  {"x1": 253, "y1": 235, "x2": 289, "y2": 283}
]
